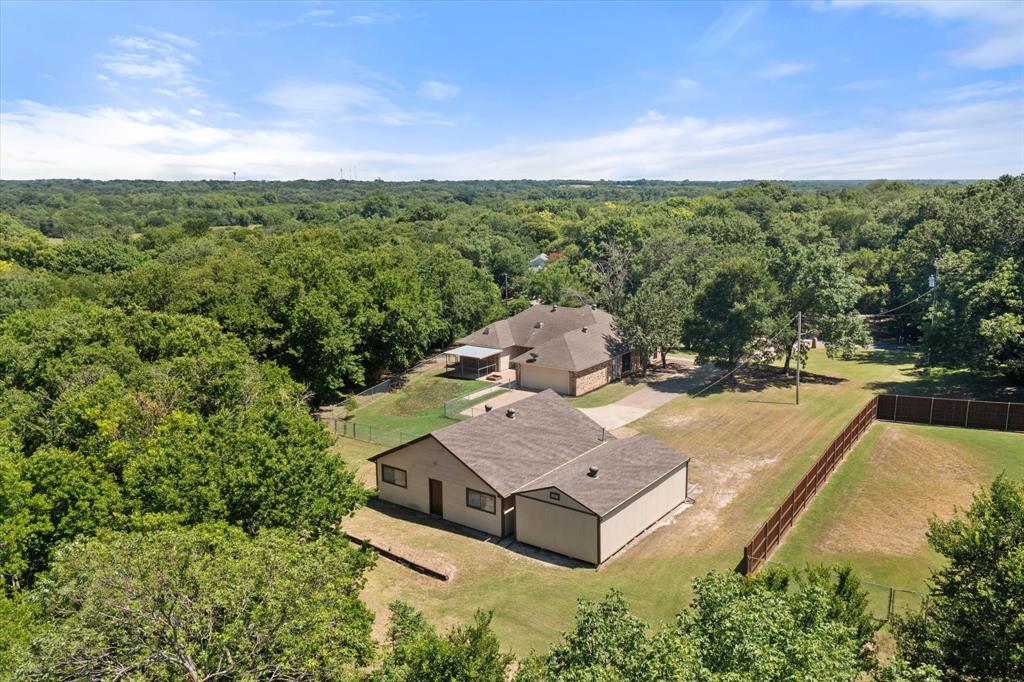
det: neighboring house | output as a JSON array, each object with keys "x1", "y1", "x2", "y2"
[
  {"x1": 446, "y1": 303, "x2": 640, "y2": 394},
  {"x1": 370, "y1": 390, "x2": 691, "y2": 565},
  {"x1": 529, "y1": 253, "x2": 549, "y2": 270}
]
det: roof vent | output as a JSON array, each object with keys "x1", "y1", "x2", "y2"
[
  {"x1": 484, "y1": 404, "x2": 493, "y2": 412},
  {"x1": 551, "y1": 305, "x2": 558, "y2": 311},
  {"x1": 535, "y1": 321, "x2": 544, "y2": 329},
  {"x1": 482, "y1": 327, "x2": 490, "y2": 335},
  {"x1": 587, "y1": 466, "x2": 599, "y2": 478},
  {"x1": 506, "y1": 408, "x2": 517, "y2": 419},
  {"x1": 581, "y1": 326, "x2": 588, "y2": 333},
  {"x1": 591, "y1": 303, "x2": 598, "y2": 310}
]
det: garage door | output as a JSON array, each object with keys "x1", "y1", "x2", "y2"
[{"x1": 519, "y1": 365, "x2": 570, "y2": 394}]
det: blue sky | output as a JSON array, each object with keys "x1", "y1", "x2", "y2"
[{"x1": 1, "y1": 0, "x2": 1021, "y2": 180}]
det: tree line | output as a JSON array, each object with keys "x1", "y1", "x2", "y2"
[{"x1": 5, "y1": 475, "x2": 1020, "y2": 680}]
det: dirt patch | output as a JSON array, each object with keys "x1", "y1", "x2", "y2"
[{"x1": 817, "y1": 427, "x2": 983, "y2": 557}]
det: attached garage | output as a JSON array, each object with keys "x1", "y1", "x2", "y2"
[
  {"x1": 518, "y1": 363, "x2": 571, "y2": 394},
  {"x1": 515, "y1": 435, "x2": 690, "y2": 565}
]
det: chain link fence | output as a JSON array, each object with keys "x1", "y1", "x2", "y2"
[
  {"x1": 759, "y1": 560, "x2": 927, "y2": 622},
  {"x1": 314, "y1": 415, "x2": 419, "y2": 447},
  {"x1": 442, "y1": 380, "x2": 516, "y2": 420}
]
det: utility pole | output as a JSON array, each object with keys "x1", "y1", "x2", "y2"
[
  {"x1": 503, "y1": 273, "x2": 509, "y2": 300},
  {"x1": 795, "y1": 311, "x2": 802, "y2": 406}
]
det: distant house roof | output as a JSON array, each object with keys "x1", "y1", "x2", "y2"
[
  {"x1": 456, "y1": 304, "x2": 620, "y2": 361},
  {"x1": 511, "y1": 315, "x2": 626, "y2": 372},
  {"x1": 529, "y1": 253, "x2": 549, "y2": 270},
  {"x1": 517, "y1": 435, "x2": 690, "y2": 517}
]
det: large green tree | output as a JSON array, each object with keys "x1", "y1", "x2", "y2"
[
  {"x1": 892, "y1": 475, "x2": 1024, "y2": 681},
  {"x1": 0, "y1": 301, "x2": 365, "y2": 587},
  {"x1": 16, "y1": 525, "x2": 375, "y2": 680},
  {"x1": 684, "y1": 257, "x2": 782, "y2": 366}
]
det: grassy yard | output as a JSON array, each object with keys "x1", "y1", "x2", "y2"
[
  {"x1": 345, "y1": 373, "x2": 492, "y2": 440},
  {"x1": 772, "y1": 421, "x2": 1024, "y2": 616},
  {"x1": 333, "y1": 347, "x2": 1022, "y2": 654}
]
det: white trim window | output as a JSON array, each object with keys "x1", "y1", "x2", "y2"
[
  {"x1": 381, "y1": 465, "x2": 407, "y2": 488},
  {"x1": 466, "y1": 488, "x2": 496, "y2": 514}
]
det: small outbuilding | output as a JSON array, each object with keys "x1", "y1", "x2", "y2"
[{"x1": 369, "y1": 390, "x2": 691, "y2": 565}]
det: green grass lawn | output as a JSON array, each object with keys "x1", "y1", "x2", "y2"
[
  {"x1": 771, "y1": 421, "x2": 1024, "y2": 616},
  {"x1": 346, "y1": 374, "x2": 492, "y2": 441},
  {"x1": 334, "y1": 347, "x2": 1023, "y2": 654}
]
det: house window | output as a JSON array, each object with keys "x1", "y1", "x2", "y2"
[
  {"x1": 549, "y1": 491, "x2": 561, "y2": 501},
  {"x1": 466, "y1": 488, "x2": 496, "y2": 514},
  {"x1": 381, "y1": 465, "x2": 407, "y2": 488}
]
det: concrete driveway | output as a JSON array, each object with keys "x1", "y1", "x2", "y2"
[{"x1": 580, "y1": 361, "x2": 722, "y2": 430}]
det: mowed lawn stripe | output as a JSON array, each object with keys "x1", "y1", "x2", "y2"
[{"x1": 772, "y1": 421, "x2": 1024, "y2": 614}]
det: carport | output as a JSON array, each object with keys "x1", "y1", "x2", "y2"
[{"x1": 446, "y1": 345, "x2": 502, "y2": 378}]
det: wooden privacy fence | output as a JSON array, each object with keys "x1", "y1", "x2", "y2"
[
  {"x1": 744, "y1": 392, "x2": 1023, "y2": 574},
  {"x1": 877, "y1": 394, "x2": 1024, "y2": 432},
  {"x1": 743, "y1": 396, "x2": 878, "y2": 574}
]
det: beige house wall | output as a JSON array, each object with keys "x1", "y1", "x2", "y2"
[
  {"x1": 515, "y1": 494, "x2": 599, "y2": 564},
  {"x1": 518, "y1": 487, "x2": 592, "y2": 513},
  {"x1": 518, "y1": 364, "x2": 571, "y2": 394},
  {"x1": 598, "y1": 464, "x2": 688, "y2": 563},
  {"x1": 375, "y1": 437, "x2": 504, "y2": 537}
]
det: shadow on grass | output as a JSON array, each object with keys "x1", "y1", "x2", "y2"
[
  {"x1": 658, "y1": 365, "x2": 848, "y2": 399},
  {"x1": 867, "y1": 370, "x2": 1023, "y2": 402},
  {"x1": 367, "y1": 498, "x2": 593, "y2": 570},
  {"x1": 853, "y1": 347, "x2": 922, "y2": 366}
]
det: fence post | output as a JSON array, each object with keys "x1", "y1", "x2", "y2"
[
  {"x1": 1006, "y1": 403, "x2": 1012, "y2": 432},
  {"x1": 893, "y1": 394, "x2": 899, "y2": 422},
  {"x1": 929, "y1": 397, "x2": 935, "y2": 426},
  {"x1": 887, "y1": 587, "x2": 895, "y2": 621},
  {"x1": 964, "y1": 400, "x2": 971, "y2": 428}
]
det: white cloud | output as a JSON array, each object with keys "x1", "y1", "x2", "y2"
[
  {"x1": 822, "y1": 1, "x2": 1024, "y2": 68},
  {"x1": 636, "y1": 110, "x2": 666, "y2": 124},
  {"x1": 260, "y1": 81, "x2": 451, "y2": 126},
  {"x1": 3, "y1": 99, "x2": 1020, "y2": 181},
  {"x1": 97, "y1": 31, "x2": 205, "y2": 96},
  {"x1": 318, "y1": 12, "x2": 402, "y2": 27},
  {"x1": 757, "y1": 62, "x2": 813, "y2": 79},
  {"x1": 419, "y1": 80, "x2": 461, "y2": 101},
  {"x1": 937, "y1": 80, "x2": 1021, "y2": 102},
  {"x1": 835, "y1": 79, "x2": 891, "y2": 92},
  {"x1": 674, "y1": 78, "x2": 699, "y2": 90},
  {"x1": 187, "y1": 108, "x2": 205, "y2": 117},
  {"x1": 696, "y1": 2, "x2": 765, "y2": 50}
]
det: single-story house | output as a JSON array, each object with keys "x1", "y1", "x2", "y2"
[
  {"x1": 370, "y1": 390, "x2": 691, "y2": 565},
  {"x1": 446, "y1": 303, "x2": 640, "y2": 394}
]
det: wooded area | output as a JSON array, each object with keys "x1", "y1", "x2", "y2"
[{"x1": 1, "y1": 176, "x2": 1021, "y2": 679}]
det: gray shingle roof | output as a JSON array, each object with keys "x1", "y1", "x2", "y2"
[
  {"x1": 517, "y1": 435, "x2": 690, "y2": 517},
  {"x1": 430, "y1": 389, "x2": 608, "y2": 497},
  {"x1": 511, "y1": 315, "x2": 627, "y2": 372},
  {"x1": 457, "y1": 304, "x2": 610, "y2": 352}
]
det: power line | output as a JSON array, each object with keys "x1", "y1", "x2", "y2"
[
  {"x1": 688, "y1": 313, "x2": 800, "y2": 400},
  {"x1": 859, "y1": 286, "x2": 935, "y2": 319}
]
